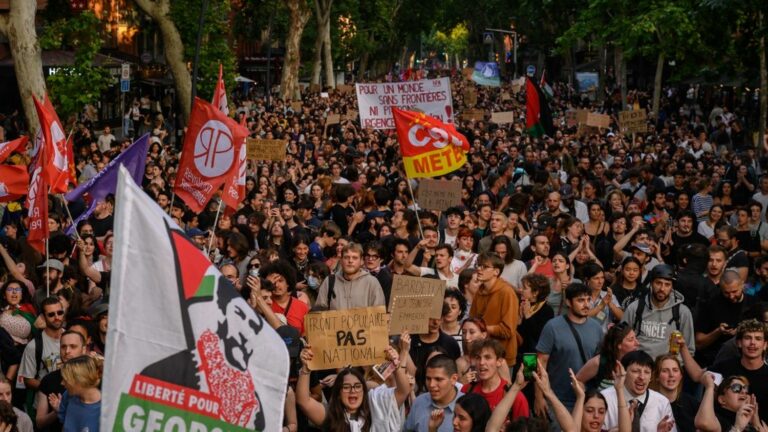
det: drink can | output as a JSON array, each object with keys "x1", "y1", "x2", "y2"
[{"x1": 669, "y1": 330, "x2": 683, "y2": 354}]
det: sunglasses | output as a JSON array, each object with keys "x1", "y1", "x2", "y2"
[
  {"x1": 6, "y1": 287, "x2": 22, "y2": 294},
  {"x1": 729, "y1": 383, "x2": 749, "y2": 394},
  {"x1": 248, "y1": 263, "x2": 260, "y2": 269},
  {"x1": 46, "y1": 310, "x2": 64, "y2": 318}
]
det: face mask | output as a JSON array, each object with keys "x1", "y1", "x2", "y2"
[{"x1": 307, "y1": 275, "x2": 320, "y2": 289}]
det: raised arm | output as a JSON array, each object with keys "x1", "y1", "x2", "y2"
[
  {"x1": 296, "y1": 347, "x2": 327, "y2": 426},
  {"x1": 486, "y1": 367, "x2": 526, "y2": 432},
  {"x1": 694, "y1": 373, "x2": 722, "y2": 432},
  {"x1": 532, "y1": 365, "x2": 578, "y2": 432}
]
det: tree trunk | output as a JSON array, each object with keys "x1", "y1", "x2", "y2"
[
  {"x1": 652, "y1": 52, "x2": 664, "y2": 120},
  {"x1": 310, "y1": 0, "x2": 332, "y2": 86},
  {"x1": 597, "y1": 44, "x2": 606, "y2": 104},
  {"x1": 0, "y1": 0, "x2": 46, "y2": 134},
  {"x1": 281, "y1": 0, "x2": 311, "y2": 101},
  {"x1": 759, "y1": 11, "x2": 767, "y2": 154},
  {"x1": 134, "y1": 0, "x2": 192, "y2": 123},
  {"x1": 615, "y1": 45, "x2": 627, "y2": 110},
  {"x1": 310, "y1": 31, "x2": 322, "y2": 85},
  {"x1": 322, "y1": 13, "x2": 334, "y2": 87}
]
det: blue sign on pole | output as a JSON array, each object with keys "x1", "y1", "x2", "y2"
[
  {"x1": 526, "y1": 65, "x2": 536, "y2": 77},
  {"x1": 120, "y1": 79, "x2": 130, "y2": 93}
]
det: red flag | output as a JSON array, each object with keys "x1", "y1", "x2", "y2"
[
  {"x1": 33, "y1": 94, "x2": 69, "y2": 193},
  {"x1": 0, "y1": 136, "x2": 27, "y2": 164},
  {"x1": 175, "y1": 98, "x2": 247, "y2": 213},
  {"x1": 0, "y1": 165, "x2": 29, "y2": 202},
  {"x1": 66, "y1": 135, "x2": 77, "y2": 187},
  {"x1": 393, "y1": 107, "x2": 469, "y2": 178},
  {"x1": 25, "y1": 158, "x2": 49, "y2": 254},
  {"x1": 221, "y1": 138, "x2": 247, "y2": 210},
  {"x1": 211, "y1": 64, "x2": 229, "y2": 115}
]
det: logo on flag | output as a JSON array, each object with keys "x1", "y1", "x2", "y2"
[
  {"x1": 0, "y1": 136, "x2": 27, "y2": 164},
  {"x1": 33, "y1": 94, "x2": 70, "y2": 193},
  {"x1": 175, "y1": 98, "x2": 247, "y2": 213},
  {"x1": 393, "y1": 108, "x2": 469, "y2": 178},
  {"x1": 102, "y1": 167, "x2": 288, "y2": 431},
  {"x1": 0, "y1": 165, "x2": 30, "y2": 202},
  {"x1": 25, "y1": 162, "x2": 48, "y2": 254}
]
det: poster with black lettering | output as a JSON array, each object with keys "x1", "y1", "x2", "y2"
[
  {"x1": 304, "y1": 306, "x2": 389, "y2": 370},
  {"x1": 355, "y1": 78, "x2": 454, "y2": 130},
  {"x1": 388, "y1": 275, "x2": 446, "y2": 335},
  {"x1": 102, "y1": 168, "x2": 289, "y2": 431},
  {"x1": 417, "y1": 178, "x2": 463, "y2": 211}
]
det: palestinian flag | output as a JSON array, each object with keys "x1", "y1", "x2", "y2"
[
  {"x1": 540, "y1": 70, "x2": 554, "y2": 100},
  {"x1": 526, "y1": 77, "x2": 554, "y2": 137}
]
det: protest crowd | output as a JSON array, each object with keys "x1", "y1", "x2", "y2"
[{"x1": 2, "y1": 65, "x2": 768, "y2": 432}]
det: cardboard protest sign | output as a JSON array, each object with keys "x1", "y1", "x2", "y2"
[
  {"x1": 326, "y1": 113, "x2": 341, "y2": 125},
  {"x1": 619, "y1": 110, "x2": 648, "y2": 134},
  {"x1": 461, "y1": 109, "x2": 485, "y2": 121},
  {"x1": 586, "y1": 112, "x2": 611, "y2": 129},
  {"x1": 463, "y1": 87, "x2": 477, "y2": 108},
  {"x1": 336, "y1": 84, "x2": 354, "y2": 94},
  {"x1": 388, "y1": 276, "x2": 447, "y2": 335},
  {"x1": 462, "y1": 67, "x2": 474, "y2": 81},
  {"x1": 417, "y1": 178, "x2": 463, "y2": 210},
  {"x1": 501, "y1": 92, "x2": 512, "y2": 101},
  {"x1": 343, "y1": 110, "x2": 358, "y2": 121},
  {"x1": 304, "y1": 306, "x2": 389, "y2": 370},
  {"x1": 308, "y1": 83, "x2": 322, "y2": 93},
  {"x1": 491, "y1": 111, "x2": 515, "y2": 125},
  {"x1": 103, "y1": 168, "x2": 289, "y2": 431},
  {"x1": 291, "y1": 101, "x2": 303, "y2": 112},
  {"x1": 355, "y1": 78, "x2": 454, "y2": 129},
  {"x1": 246, "y1": 138, "x2": 287, "y2": 161}
]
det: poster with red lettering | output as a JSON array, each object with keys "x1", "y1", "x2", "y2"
[
  {"x1": 393, "y1": 107, "x2": 469, "y2": 178},
  {"x1": 175, "y1": 98, "x2": 247, "y2": 213},
  {"x1": 356, "y1": 77, "x2": 454, "y2": 129}
]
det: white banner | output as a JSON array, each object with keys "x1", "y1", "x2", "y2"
[
  {"x1": 102, "y1": 166, "x2": 288, "y2": 431},
  {"x1": 356, "y1": 77, "x2": 454, "y2": 129}
]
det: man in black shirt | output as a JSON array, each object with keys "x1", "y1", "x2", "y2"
[
  {"x1": 717, "y1": 225, "x2": 750, "y2": 282},
  {"x1": 666, "y1": 211, "x2": 709, "y2": 261},
  {"x1": 36, "y1": 330, "x2": 89, "y2": 432},
  {"x1": 694, "y1": 269, "x2": 757, "y2": 367},
  {"x1": 681, "y1": 318, "x2": 768, "y2": 421}
]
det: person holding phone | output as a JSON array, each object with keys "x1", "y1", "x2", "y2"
[{"x1": 459, "y1": 339, "x2": 529, "y2": 418}]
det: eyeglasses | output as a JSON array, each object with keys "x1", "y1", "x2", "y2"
[
  {"x1": 6, "y1": 287, "x2": 22, "y2": 294},
  {"x1": 729, "y1": 383, "x2": 749, "y2": 394},
  {"x1": 341, "y1": 383, "x2": 364, "y2": 393},
  {"x1": 364, "y1": 254, "x2": 380, "y2": 260},
  {"x1": 46, "y1": 310, "x2": 64, "y2": 318},
  {"x1": 249, "y1": 263, "x2": 260, "y2": 269}
]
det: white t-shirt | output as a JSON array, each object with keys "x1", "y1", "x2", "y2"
[
  {"x1": 368, "y1": 385, "x2": 405, "y2": 432},
  {"x1": 419, "y1": 268, "x2": 459, "y2": 290},
  {"x1": 451, "y1": 250, "x2": 477, "y2": 274},
  {"x1": 19, "y1": 332, "x2": 61, "y2": 382},
  {"x1": 500, "y1": 260, "x2": 527, "y2": 291}
]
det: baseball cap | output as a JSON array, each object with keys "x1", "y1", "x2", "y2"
[
  {"x1": 630, "y1": 242, "x2": 652, "y2": 254},
  {"x1": 186, "y1": 228, "x2": 209, "y2": 238},
  {"x1": 38, "y1": 259, "x2": 64, "y2": 273},
  {"x1": 89, "y1": 303, "x2": 109, "y2": 318}
]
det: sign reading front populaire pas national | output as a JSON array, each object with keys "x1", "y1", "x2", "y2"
[
  {"x1": 355, "y1": 77, "x2": 453, "y2": 129},
  {"x1": 101, "y1": 167, "x2": 289, "y2": 431}
]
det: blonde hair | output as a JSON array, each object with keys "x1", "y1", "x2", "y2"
[{"x1": 61, "y1": 355, "x2": 103, "y2": 389}]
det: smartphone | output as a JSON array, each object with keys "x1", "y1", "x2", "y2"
[
  {"x1": 522, "y1": 353, "x2": 537, "y2": 380},
  {"x1": 373, "y1": 361, "x2": 396, "y2": 381}
]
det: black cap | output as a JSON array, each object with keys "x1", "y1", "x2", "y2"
[{"x1": 649, "y1": 264, "x2": 676, "y2": 282}]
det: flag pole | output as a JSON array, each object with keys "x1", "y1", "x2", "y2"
[
  {"x1": 206, "y1": 198, "x2": 222, "y2": 255},
  {"x1": 57, "y1": 194, "x2": 82, "y2": 241},
  {"x1": 168, "y1": 192, "x2": 176, "y2": 216},
  {"x1": 404, "y1": 175, "x2": 424, "y2": 239},
  {"x1": 45, "y1": 238, "x2": 49, "y2": 297}
]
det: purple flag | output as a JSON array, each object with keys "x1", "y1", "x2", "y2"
[{"x1": 65, "y1": 134, "x2": 150, "y2": 235}]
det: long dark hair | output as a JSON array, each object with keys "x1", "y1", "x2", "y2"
[
  {"x1": 327, "y1": 368, "x2": 372, "y2": 432},
  {"x1": 456, "y1": 393, "x2": 491, "y2": 432},
  {"x1": 599, "y1": 323, "x2": 635, "y2": 376},
  {"x1": 0, "y1": 279, "x2": 33, "y2": 310}
]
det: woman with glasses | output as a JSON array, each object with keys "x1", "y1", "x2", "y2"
[
  {"x1": 695, "y1": 374, "x2": 761, "y2": 432},
  {"x1": 297, "y1": 344, "x2": 411, "y2": 432},
  {"x1": 0, "y1": 280, "x2": 36, "y2": 347}
]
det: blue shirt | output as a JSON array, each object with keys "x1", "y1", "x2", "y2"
[
  {"x1": 59, "y1": 390, "x2": 101, "y2": 432},
  {"x1": 404, "y1": 389, "x2": 463, "y2": 432}
]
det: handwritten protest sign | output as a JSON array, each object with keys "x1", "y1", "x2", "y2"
[
  {"x1": 586, "y1": 112, "x2": 611, "y2": 129},
  {"x1": 417, "y1": 178, "x2": 462, "y2": 211},
  {"x1": 337, "y1": 84, "x2": 354, "y2": 94},
  {"x1": 461, "y1": 108, "x2": 485, "y2": 121},
  {"x1": 388, "y1": 276, "x2": 446, "y2": 335},
  {"x1": 304, "y1": 306, "x2": 389, "y2": 370},
  {"x1": 463, "y1": 87, "x2": 477, "y2": 108},
  {"x1": 246, "y1": 138, "x2": 287, "y2": 161},
  {"x1": 355, "y1": 78, "x2": 454, "y2": 129},
  {"x1": 491, "y1": 111, "x2": 515, "y2": 125},
  {"x1": 619, "y1": 110, "x2": 648, "y2": 134},
  {"x1": 326, "y1": 113, "x2": 341, "y2": 125}
]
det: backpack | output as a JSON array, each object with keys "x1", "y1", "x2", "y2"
[
  {"x1": 34, "y1": 332, "x2": 44, "y2": 376},
  {"x1": 326, "y1": 274, "x2": 336, "y2": 306},
  {"x1": 632, "y1": 295, "x2": 681, "y2": 336}
]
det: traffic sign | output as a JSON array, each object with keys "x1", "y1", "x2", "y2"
[
  {"x1": 121, "y1": 63, "x2": 130, "y2": 80},
  {"x1": 120, "y1": 79, "x2": 130, "y2": 93},
  {"x1": 526, "y1": 65, "x2": 536, "y2": 77},
  {"x1": 483, "y1": 32, "x2": 493, "y2": 45}
]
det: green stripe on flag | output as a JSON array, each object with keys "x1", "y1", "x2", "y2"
[{"x1": 195, "y1": 274, "x2": 216, "y2": 298}]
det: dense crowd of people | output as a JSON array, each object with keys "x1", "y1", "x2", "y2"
[{"x1": 1, "y1": 68, "x2": 768, "y2": 432}]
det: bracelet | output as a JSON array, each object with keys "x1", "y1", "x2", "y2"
[{"x1": 299, "y1": 368, "x2": 311, "y2": 375}]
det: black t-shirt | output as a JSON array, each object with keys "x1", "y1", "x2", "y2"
[
  {"x1": 695, "y1": 294, "x2": 757, "y2": 366},
  {"x1": 327, "y1": 204, "x2": 353, "y2": 236},
  {"x1": 735, "y1": 230, "x2": 761, "y2": 254},
  {"x1": 517, "y1": 304, "x2": 554, "y2": 356},
  {"x1": 669, "y1": 232, "x2": 710, "y2": 262},
  {"x1": 38, "y1": 369, "x2": 64, "y2": 432},
  {"x1": 710, "y1": 360, "x2": 768, "y2": 421},
  {"x1": 671, "y1": 392, "x2": 699, "y2": 432},
  {"x1": 409, "y1": 331, "x2": 461, "y2": 372},
  {"x1": 726, "y1": 248, "x2": 750, "y2": 270},
  {"x1": 88, "y1": 214, "x2": 114, "y2": 237}
]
